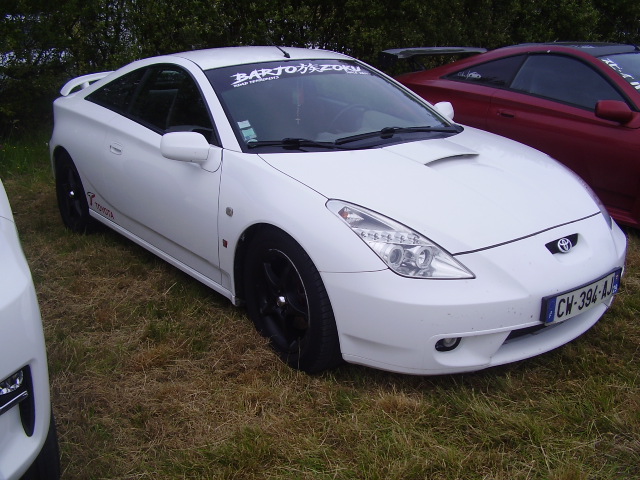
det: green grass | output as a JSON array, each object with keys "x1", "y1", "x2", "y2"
[
  {"x1": 2, "y1": 133, "x2": 639, "y2": 479},
  {"x1": 0, "y1": 130, "x2": 52, "y2": 180}
]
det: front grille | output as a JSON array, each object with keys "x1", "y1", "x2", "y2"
[
  {"x1": 545, "y1": 233, "x2": 579, "y2": 254},
  {"x1": 505, "y1": 324, "x2": 546, "y2": 341}
]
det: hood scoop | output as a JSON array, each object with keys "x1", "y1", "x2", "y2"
[
  {"x1": 384, "y1": 138, "x2": 479, "y2": 165},
  {"x1": 428, "y1": 153, "x2": 478, "y2": 165}
]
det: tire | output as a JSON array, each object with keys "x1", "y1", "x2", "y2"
[
  {"x1": 22, "y1": 412, "x2": 61, "y2": 480},
  {"x1": 55, "y1": 152, "x2": 93, "y2": 233},
  {"x1": 243, "y1": 229, "x2": 342, "y2": 373}
]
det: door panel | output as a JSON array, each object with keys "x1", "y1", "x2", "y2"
[
  {"x1": 89, "y1": 118, "x2": 222, "y2": 282},
  {"x1": 486, "y1": 89, "x2": 639, "y2": 219}
]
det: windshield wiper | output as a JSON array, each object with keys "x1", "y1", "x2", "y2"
[
  {"x1": 335, "y1": 125, "x2": 463, "y2": 145},
  {"x1": 247, "y1": 138, "x2": 348, "y2": 150}
]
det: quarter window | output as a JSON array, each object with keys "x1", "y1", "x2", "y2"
[
  {"x1": 446, "y1": 55, "x2": 525, "y2": 87},
  {"x1": 86, "y1": 69, "x2": 145, "y2": 114}
]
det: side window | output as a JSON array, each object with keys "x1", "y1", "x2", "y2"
[
  {"x1": 446, "y1": 55, "x2": 525, "y2": 87},
  {"x1": 129, "y1": 66, "x2": 214, "y2": 135},
  {"x1": 165, "y1": 75, "x2": 213, "y2": 134},
  {"x1": 510, "y1": 54, "x2": 625, "y2": 109},
  {"x1": 86, "y1": 69, "x2": 145, "y2": 114}
]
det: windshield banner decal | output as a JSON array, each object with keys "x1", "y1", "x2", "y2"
[
  {"x1": 601, "y1": 57, "x2": 640, "y2": 92},
  {"x1": 231, "y1": 63, "x2": 369, "y2": 88}
]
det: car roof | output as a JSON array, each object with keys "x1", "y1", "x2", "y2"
[
  {"x1": 504, "y1": 42, "x2": 640, "y2": 57},
  {"x1": 169, "y1": 46, "x2": 352, "y2": 70}
]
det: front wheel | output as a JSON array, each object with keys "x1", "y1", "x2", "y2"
[{"x1": 243, "y1": 229, "x2": 342, "y2": 373}]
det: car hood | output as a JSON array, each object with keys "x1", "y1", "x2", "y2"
[{"x1": 259, "y1": 127, "x2": 601, "y2": 253}]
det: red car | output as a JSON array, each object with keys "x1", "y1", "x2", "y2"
[{"x1": 391, "y1": 43, "x2": 640, "y2": 228}]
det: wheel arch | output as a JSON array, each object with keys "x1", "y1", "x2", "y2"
[
  {"x1": 233, "y1": 222, "x2": 292, "y2": 305},
  {"x1": 51, "y1": 146, "x2": 72, "y2": 175},
  {"x1": 236, "y1": 223, "x2": 343, "y2": 372}
]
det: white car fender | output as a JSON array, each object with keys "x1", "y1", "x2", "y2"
[{"x1": 216, "y1": 150, "x2": 387, "y2": 289}]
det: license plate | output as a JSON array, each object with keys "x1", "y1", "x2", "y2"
[{"x1": 541, "y1": 269, "x2": 622, "y2": 324}]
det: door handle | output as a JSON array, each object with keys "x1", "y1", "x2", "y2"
[
  {"x1": 497, "y1": 109, "x2": 515, "y2": 118},
  {"x1": 109, "y1": 143, "x2": 123, "y2": 155}
]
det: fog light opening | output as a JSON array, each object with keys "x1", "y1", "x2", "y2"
[
  {"x1": 435, "y1": 337, "x2": 461, "y2": 352},
  {"x1": 0, "y1": 370, "x2": 24, "y2": 395}
]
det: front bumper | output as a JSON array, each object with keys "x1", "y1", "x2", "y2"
[
  {"x1": 0, "y1": 216, "x2": 52, "y2": 479},
  {"x1": 323, "y1": 214, "x2": 627, "y2": 375}
]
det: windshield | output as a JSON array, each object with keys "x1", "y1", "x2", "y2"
[
  {"x1": 206, "y1": 59, "x2": 456, "y2": 151},
  {"x1": 599, "y1": 52, "x2": 640, "y2": 94}
]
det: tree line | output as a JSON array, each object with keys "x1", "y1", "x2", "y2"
[{"x1": 1, "y1": 0, "x2": 639, "y2": 137}]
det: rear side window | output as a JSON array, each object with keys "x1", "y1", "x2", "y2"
[
  {"x1": 87, "y1": 65, "x2": 214, "y2": 137},
  {"x1": 511, "y1": 54, "x2": 625, "y2": 109},
  {"x1": 445, "y1": 55, "x2": 525, "y2": 87}
]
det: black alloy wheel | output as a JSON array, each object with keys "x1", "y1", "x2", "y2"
[{"x1": 243, "y1": 229, "x2": 342, "y2": 373}]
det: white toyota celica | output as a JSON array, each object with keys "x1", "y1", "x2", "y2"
[{"x1": 50, "y1": 46, "x2": 627, "y2": 375}]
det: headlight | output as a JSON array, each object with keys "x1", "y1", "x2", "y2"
[{"x1": 327, "y1": 200, "x2": 474, "y2": 279}]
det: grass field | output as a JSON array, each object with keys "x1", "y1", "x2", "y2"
[{"x1": 1, "y1": 134, "x2": 639, "y2": 479}]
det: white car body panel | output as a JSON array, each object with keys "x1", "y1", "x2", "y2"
[
  {"x1": 326, "y1": 213, "x2": 626, "y2": 374},
  {"x1": 174, "y1": 46, "x2": 350, "y2": 71},
  {"x1": 0, "y1": 183, "x2": 53, "y2": 479},
  {"x1": 215, "y1": 150, "x2": 388, "y2": 285},
  {"x1": 49, "y1": 46, "x2": 627, "y2": 375},
  {"x1": 261, "y1": 127, "x2": 601, "y2": 254},
  {"x1": 98, "y1": 119, "x2": 223, "y2": 283}
]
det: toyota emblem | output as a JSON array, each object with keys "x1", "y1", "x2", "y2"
[{"x1": 557, "y1": 237, "x2": 573, "y2": 253}]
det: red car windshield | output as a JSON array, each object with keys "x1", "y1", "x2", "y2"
[{"x1": 599, "y1": 52, "x2": 640, "y2": 94}]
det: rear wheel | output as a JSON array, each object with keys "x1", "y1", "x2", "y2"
[
  {"x1": 55, "y1": 151, "x2": 93, "y2": 233},
  {"x1": 243, "y1": 229, "x2": 342, "y2": 373}
]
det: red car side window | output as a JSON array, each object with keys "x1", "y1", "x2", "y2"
[
  {"x1": 511, "y1": 54, "x2": 625, "y2": 110},
  {"x1": 445, "y1": 55, "x2": 525, "y2": 88}
]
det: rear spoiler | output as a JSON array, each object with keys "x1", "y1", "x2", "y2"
[
  {"x1": 380, "y1": 47, "x2": 486, "y2": 70},
  {"x1": 60, "y1": 71, "x2": 113, "y2": 96}
]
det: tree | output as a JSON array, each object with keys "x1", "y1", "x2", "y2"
[
  {"x1": 594, "y1": 0, "x2": 640, "y2": 43},
  {"x1": 1, "y1": 0, "x2": 638, "y2": 137}
]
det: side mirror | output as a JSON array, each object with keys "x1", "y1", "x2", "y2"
[
  {"x1": 160, "y1": 132, "x2": 222, "y2": 172},
  {"x1": 595, "y1": 100, "x2": 635, "y2": 124},
  {"x1": 161, "y1": 132, "x2": 210, "y2": 162},
  {"x1": 434, "y1": 101, "x2": 455, "y2": 121}
]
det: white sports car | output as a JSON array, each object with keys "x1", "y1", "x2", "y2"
[
  {"x1": 50, "y1": 46, "x2": 627, "y2": 375},
  {"x1": 0, "y1": 180, "x2": 60, "y2": 479}
]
